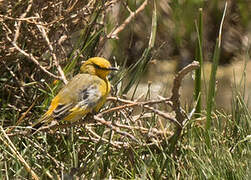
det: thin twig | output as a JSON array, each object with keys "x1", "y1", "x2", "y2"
[
  {"x1": 36, "y1": 22, "x2": 68, "y2": 84},
  {"x1": 6, "y1": 97, "x2": 38, "y2": 134},
  {"x1": 107, "y1": 0, "x2": 148, "y2": 39},
  {"x1": 15, "y1": 43, "x2": 60, "y2": 79},
  {"x1": 112, "y1": 122, "x2": 172, "y2": 136},
  {"x1": 85, "y1": 125, "x2": 122, "y2": 148},
  {"x1": 13, "y1": 0, "x2": 33, "y2": 43},
  {"x1": 97, "y1": 0, "x2": 148, "y2": 54},
  {"x1": 94, "y1": 115, "x2": 139, "y2": 143},
  {"x1": 143, "y1": 105, "x2": 181, "y2": 127},
  {"x1": 3, "y1": 27, "x2": 61, "y2": 79},
  {"x1": 0, "y1": 14, "x2": 39, "y2": 21},
  {"x1": 1, "y1": 61, "x2": 26, "y2": 95},
  {"x1": 102, "y1": 97, "x2": 172, "y2": 115},
  {"x1": 30, "y1": 115, "x2": 139, "y2": 143}
]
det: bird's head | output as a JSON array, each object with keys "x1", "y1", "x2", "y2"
[{"x1": 80, "y1": 57, "x2": 118, "y2": 79}]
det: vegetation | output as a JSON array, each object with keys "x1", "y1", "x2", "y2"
[{"x1": 0, "y1": 0, "x2": 250, "y2": 179}]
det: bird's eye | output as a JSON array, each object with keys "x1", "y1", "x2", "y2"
[
  {"x1": 93, "y1": 63, "x2": 109, "y2": 70},
  {"x1": 93, "y1": 63, "x2": 101, "y2": 69}
]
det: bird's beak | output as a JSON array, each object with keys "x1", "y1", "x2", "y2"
[{"x1": 108, "y1": 67, "x2": 119, "y2": 71}]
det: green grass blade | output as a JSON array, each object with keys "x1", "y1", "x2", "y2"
[
  {"x1": 194, "y1": 8, "x2": 203, "y2": 118},
  {"x1": 206, "y1": 2, "x2": 228, "y2": 146}
]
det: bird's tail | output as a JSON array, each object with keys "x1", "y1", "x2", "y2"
[
  {"x1": 32, "y1": 121, "x2": 45, "y2": 130},
  {"x1": 31, "y1": 114, "x2": 49, "y2": 132}
]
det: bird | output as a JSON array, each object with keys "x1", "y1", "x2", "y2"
[{"x1": 32, "y1": 57, "x2": 118, "y2": 130}]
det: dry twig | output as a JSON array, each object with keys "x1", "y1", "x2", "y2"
[
  {"x1": 107, "y1": 0, "x2": 148, "y2": 39},
  {"x1": 97, "y1": 0, "x2": 148, "y2": 54},
  {"x1": 36, "y1": 22, "x2": 68, "y2": 84}
]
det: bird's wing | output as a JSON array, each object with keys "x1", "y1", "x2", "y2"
[
  {"x1": 49, "y1": 74, "x2": 105, "y2": 121},
  {"x1": 32, "y1": 74, "x2": 107, "y2": 129},
  {"x1": 52, "y1": 83, "x2": 102, "y2": 121}
]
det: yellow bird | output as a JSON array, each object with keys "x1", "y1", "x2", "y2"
[{"x1": 32, "y1": 57, "x2": 118, "y2": 129}]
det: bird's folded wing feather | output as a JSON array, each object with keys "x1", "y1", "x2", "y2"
[
  {"x1": 52, "y1": 83, "x2": 102, "y2": 120},
  {"x1": 32, "y1": 74, "x2": 104, "y2": 128},
  {"x1": 51, "y1": 74, "x2": 103, "y2": 120}
]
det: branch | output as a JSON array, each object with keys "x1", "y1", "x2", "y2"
[
  {"x1": 13, "y1": 0, "x2": 33, "y2": 43},
  {"x1": 8, "y1": 37, "x2": 60, "y2": 79},
  {"x1": 2, "y1": 0, "x2": 66, "y2": 82},
  {"x1": 97, "y1": 0, "x2": 148, "y2": 54},
  {"x1": 170, "y1": 61, "x2": 200, "y2": 125},
  {"x1": 107, "y1": 0, "x2": 148, "y2": 39},
  {"x1": 94, "y1": 115, "x2": 139, "y2": 143},
  {"x1": 143, "y1": 105, "x2": 181, "y2": 127},
  {"x1": 102, "y1": 96, "x2": 172, "y2": 115},
  {"x1": 36, "y1": 23, "x2": 68, "y2": 84}
]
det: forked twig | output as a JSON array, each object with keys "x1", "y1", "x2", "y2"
[
  {"x1": 13, "y1": 0, "x2": 33, "y2": 43},
  {"x1": 36, "y1": 23, "x2": 68, "y2": 84}
]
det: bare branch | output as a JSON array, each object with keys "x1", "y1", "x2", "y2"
[
  {"x1": 143, "y1": 105, "x2": 182, "y2": 127},
  {"x1": 13, "y1": 0, "x2": 33, "y2": 43},
  {"x1": 171, "y1": 61, "x2": 200, "y2": 124},
  {"x1": 102, "y1": 96, "x2": 172, "y2": 115},
  {"x1": 97, "y1": 0, "x2": 148, "y2": 54},
  {"x1": 94, "y1": 115, "x2": 140, "y2": 143},
  {"x1": 107, "y1": 0, "x2": 148, "y2": 39},
  {"x1": 36, "y1": 23, "x2": 68, "y2": 84}
]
